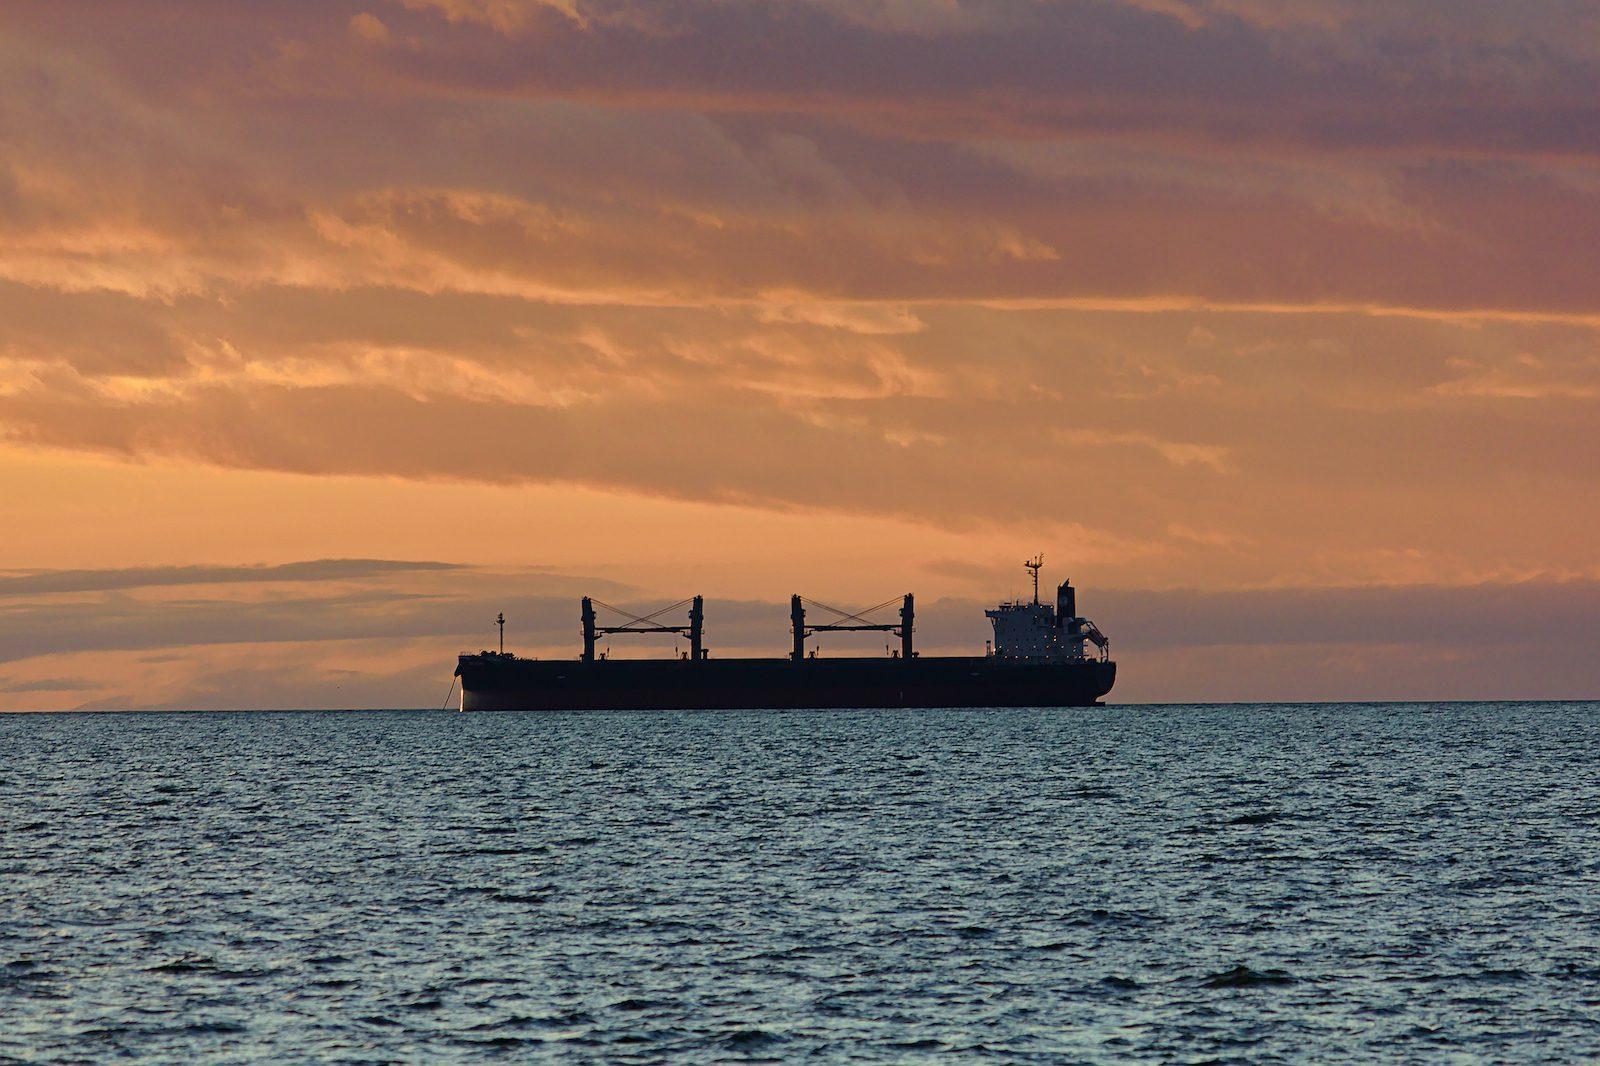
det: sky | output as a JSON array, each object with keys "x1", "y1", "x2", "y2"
[{"x1": 1, "y1": 0, "x2": 1597, "y2": 709}]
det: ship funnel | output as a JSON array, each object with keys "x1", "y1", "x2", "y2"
[{"x1": 1056, "y1": 580, "x2": 1075, "y2": 625}]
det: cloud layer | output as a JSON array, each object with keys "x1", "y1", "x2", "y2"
[
  {"x1": 2, "y1": 561, "x2": 1594, "y2": 708},
  {"x1": 1, "y1": 2, "x2": 1597, "y2": 704}
]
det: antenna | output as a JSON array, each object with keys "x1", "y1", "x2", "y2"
[
  {"x1": 1025, "y1": 555, "x2": 1044, "y2": 605},
  {"x1": 496, "y1": 611, "x2": 505, "y2": 655}
]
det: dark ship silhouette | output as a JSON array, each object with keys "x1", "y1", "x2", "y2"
[{"x1": 455, "y1": 557, "x2": 1114, "y2": 711}]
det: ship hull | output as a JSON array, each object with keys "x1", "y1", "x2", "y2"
[{"x1": 455, "y1": 655, "x2": 1115, "y2": 711}]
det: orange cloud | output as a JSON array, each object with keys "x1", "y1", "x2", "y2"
[{"x1": 0, "y1": 1, "x2": 1596, "y2": 706}]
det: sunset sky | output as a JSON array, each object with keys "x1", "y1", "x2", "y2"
[{"x1": 2, "y1": 1, "x2": 1597, "y2": 709}]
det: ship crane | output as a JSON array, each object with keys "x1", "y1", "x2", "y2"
[
  {"x1": 1079, "y1": 620, "x2": 1111, "y2": 661},
  {"x1": 582, "y1": 595, "x2": 705, "y2": 662},
  {"x1": 791, "y1": 594, "x2": 914, "y2": 660}
]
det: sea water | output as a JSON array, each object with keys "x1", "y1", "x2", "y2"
[{"x1": 3, "y1": 702, "x2": 1598, "y2": 1061}]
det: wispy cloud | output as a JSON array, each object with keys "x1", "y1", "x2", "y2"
[{"x1": 0, "y1": 559, "x2": 461, "y2": 597}]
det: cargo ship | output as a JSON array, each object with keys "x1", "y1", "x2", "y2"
[{"x1": 454, "y1": 557, "x2": 1114, "y2": 711}]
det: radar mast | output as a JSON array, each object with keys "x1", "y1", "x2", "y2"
[{"x1": 1025, "y1": 555, "x2": 1044, "y2": 605}]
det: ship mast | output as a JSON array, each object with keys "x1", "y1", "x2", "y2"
[{"x1": 1025, "y1": 554, "x2": 1044, "y2": 605}]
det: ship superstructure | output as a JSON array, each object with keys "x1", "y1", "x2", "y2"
[
  {"x1": 985, "y1": 555, "x2": 1110, "y2": 662},
  {"x1": 454, "y1": 559, "x2": 1115, "y2": 711}
]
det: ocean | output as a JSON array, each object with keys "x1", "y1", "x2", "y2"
[{"x1": 3, "y1": 702, "x2": 1598, "y2": 1061}]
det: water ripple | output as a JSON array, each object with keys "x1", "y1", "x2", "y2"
[{"x1": 2, "y1": 701, "x2": 1598, "y2": 1061}]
